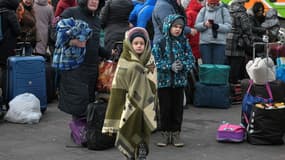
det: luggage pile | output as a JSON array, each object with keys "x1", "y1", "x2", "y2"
[
  {"x1": 240, "y1": 42, "x2": 285, "y2": 145},
  {"x1": 193, "y1": 64, "x2": 231, "y2": 109}
]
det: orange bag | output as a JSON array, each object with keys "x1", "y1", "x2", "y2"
[{"x1": 96, "y1": 60, "x2": 117, "y2": 93}]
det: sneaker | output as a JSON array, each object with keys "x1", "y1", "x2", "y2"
[
  {"x1": 171, "y1": 132, "x2": 184, "y2": 147},
  {"x1": 156, "y1": 131, "x2": 170, "y2": 147},
  {"x1": 136, "y1": 143, "x2": 147, "y2": 160}
]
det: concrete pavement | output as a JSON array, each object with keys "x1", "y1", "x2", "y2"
[{"x1": 0, "y1": 101, "x2": 285, "y2": 160}]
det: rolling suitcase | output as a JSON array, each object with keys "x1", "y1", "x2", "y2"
[{"x1": 7, "y1": 56, "x2": 47, "y2": 112}]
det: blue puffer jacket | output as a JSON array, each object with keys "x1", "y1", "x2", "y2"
[{"x1": 152, "y1": 14, "x2": 195, "y2": 88}]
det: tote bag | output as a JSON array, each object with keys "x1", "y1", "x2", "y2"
[{"x1": 241, "y1": 80, "x2": 273, "y2": 127}]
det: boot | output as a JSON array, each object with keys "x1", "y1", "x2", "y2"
[
  {"x1": 171, "y1": 131, "x2": 184, "y2": 147},
  {"x1": 156, "y1": 131, "x2": 170, "y2": 147},
  {"x1": 136, "y1": 143, "x2": 148, "y2": 160}
]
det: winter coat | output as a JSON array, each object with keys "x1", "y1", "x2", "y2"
[
  {"x1": 136, "y1": 0, "x2": 156, "y2": 27},
  {"x1": 102, "y1": 27, "x2": 157, "y2": 159},
  {"x1": 54, "y1": 0, "x2": 77, "y2": 17},
  {"x1": 100, "y1": 0, "x2": 133, "y2": 54},
  {"x1": 17, "y1": 2, "x2": 37, "y2": 47},
  {"x1": 128, "y1": 0, "x2": 144, "y2": 26},
  {"x1": 185, "y1": 0, "x2": 202, "y2": 59},
  {"x1": 0, "y1": 0, "x2": 21, "y2": 66},
  {"x1": 225, "y1": 2, "x2": 252, "y2": 57},
  {"x1": 152, "y1": 0, "x2": 187, "y2": 44},
  {"x1": 33, "y1": 0, "x2": 54, "y2": 54},
  {"x1": 58, "y1": 0, "x2": 108, "y2": 117},
  {"x1": 194, "y1": 4, "x2": 232, "y2": 45},
  {"x1": 152, "y1": 14, "x2": 195, "y2": 88}
]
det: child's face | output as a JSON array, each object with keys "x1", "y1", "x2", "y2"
[
  {"x1": 170, "y1": 24, "x2": 183, "y2": 37},
  {"x1": 131, "y1": 37, "x2": 145, "y2": 55}
]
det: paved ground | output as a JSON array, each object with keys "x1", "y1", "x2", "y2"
[{"x1": 1, "y1": 100, "x2": 285, "y2": 160}]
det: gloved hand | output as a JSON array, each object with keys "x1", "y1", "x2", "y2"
[
  {"x1": 212, "y1": 23, "x2": 219, "y2": 30},
  {"x1": 172, "y1": 61, "x2": 183, "y2": 73}
]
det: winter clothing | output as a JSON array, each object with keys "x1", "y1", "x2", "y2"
[
  {"x1": 100, "y1": 0, "x2": 133, "y2": 54},
  {"x1": 128, "y1": 0, "x2": 144, "y2": 26},
  {"x1": 54, "y1": 0, "x2": 77, "y2": 17},
  {"x1": 225, "y1": 1, "x2": 252, "y2": 83},
  {"x1": 261, "y1": 8, "x2": 280, "y2": 42},
  {"x1": 185, "y1": 0, "x2": 203, "y2": 59},
  {"x1": 152, "y1": 14, "x2": 194, "y2": 88},
  {"x1": 152, "y1": 0, "x2": 188, "y2": 44},
  {"x1": 102, "y1": 27, "x2": 157, "y2": 159},
  {"x1": 52, "y1": 18, "x2": 93, "y2": 70},
  {"x1": 17, "y1": 1, "x2": 37, "y2": 48},
  {"x1": 33, "y1": 0, "x2": 54, "y2": 55},
  {"x1": 225, "y1": 1, "x2": 251, "y2": 57},
  {"x1": 129, "y1": 32, "x2": 146, "y2": 43},
  {"x1": 57, "y1": 0, "x2": 108, "y2": 117},
  {"x1": 0, "y1": 0, "x2": 21, "y2": 66},
  {"x1": 194, "y1": 3, "x2": 232, "y2": 64},
  {"x1": 152, "y1": 14, "x2": 194, "y2": 145}
]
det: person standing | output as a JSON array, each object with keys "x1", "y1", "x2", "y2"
[
  {"x1": 225, "y1": 0, "x2": 252, "y2": 83},
  {"x1": 0, "y1": 0, "x2": 21, "y2": 106},
  {"x1": 194, "y1": 0, "x2": 232, "y2": 64},
  {"x1": 16, "y1": 0, "x2": 37, "y2": 55},
  {"x1": 100, "y1": 0, "x2": 133, "y2": 54},
  {"x1": 185, "y1": 0, "x2": 203, "y2": 60},
  {"x1": 152, "y1": 0, "x2": 193, "y2": 44},
  {"x1": 33, "y1": 0, "x2": 54, "y2": 56},
  {"x1": 102, "y1": 27, "x2": 157, "y2": 160},
  {"x1": 57, "y1": 0, "x2": 109, "y2": 118},
  {"x1": 152, "y1": 14, "x2": 195, "y2": 147}
]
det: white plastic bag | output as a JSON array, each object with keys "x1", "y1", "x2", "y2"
[
  {"x1": 4, "y1": 93, "x2": 42, "y2": 124},
  {"x1": 246, "y1": 57, "x2": 276, "y2": 85}
]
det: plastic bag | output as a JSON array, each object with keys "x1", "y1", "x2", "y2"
[
  {"x1": 246, "y1": 57, "x2": 276, "y2": 85},
  {"x1": 4, "y1": 93, "x2": 42, "y2": 124}
]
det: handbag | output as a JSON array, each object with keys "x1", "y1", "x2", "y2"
[
  {"x1": 216, "y1": 122, "x2": 245, "y2": 142},
  {"x1": 241, "y1": 80, "x2": 273, "y2": 128},
  {"x1": 96, "y1": 60, "x2": 117, "y2": 93},
  {"x1": 247, "y1": 102, "x2": 285, "y2": 145}
]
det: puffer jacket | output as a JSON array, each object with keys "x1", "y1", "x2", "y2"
[
  {"x1": 194, "y1": 4, "x2": 232, "y2": 45},
  {"x1": 152, "y1": 14, "x2": 195, "y2": 88}
]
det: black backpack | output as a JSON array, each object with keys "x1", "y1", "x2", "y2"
[{"x1": 86, "y1": 100, "x2": 116, "y2": 150}]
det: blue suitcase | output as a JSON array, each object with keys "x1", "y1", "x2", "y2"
[
  {"x1": 194, "y1": 82, "x2": 231, "y2": 109},
  {"x1": 7, "y1": 56, "x2": 47, "y2": 112}
]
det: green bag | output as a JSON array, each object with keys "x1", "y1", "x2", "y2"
[{"x1": 199, "y1": 64, "x2": 230, "y2": 85}]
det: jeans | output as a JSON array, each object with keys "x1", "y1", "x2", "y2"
[{"x1": 200, "y1": 44, "x2": 226, "y2": 64}]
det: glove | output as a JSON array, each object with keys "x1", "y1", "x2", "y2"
[
  {"x1": 176, "y1": 60, "x2": 183, "y2": 71},
  {"x1": 172, "y1": 61, "x2": 183, "y2": 73},
  {"x1": 212, "y1": 23, "x2": 219, "y2": 30}
]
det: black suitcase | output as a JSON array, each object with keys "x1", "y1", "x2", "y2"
[{"x1": 86, "y1": 100, "x2": 115, "y2": 150}]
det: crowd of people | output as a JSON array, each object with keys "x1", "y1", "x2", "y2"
[{"x1": 0, "y1": 0, "x2": 284, "y2": 160}]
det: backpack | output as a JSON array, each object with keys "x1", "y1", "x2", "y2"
[{"x1": 0, "y1": 8, "x2": 8, "y2": 43}]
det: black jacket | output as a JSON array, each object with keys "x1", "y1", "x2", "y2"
[{"x1": 0, "y1": 0, "x2": 21, "y2": 66}]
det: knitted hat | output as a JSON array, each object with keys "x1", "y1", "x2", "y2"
[
  {"x1": 172, "y1": 18, "x2": 184, "y2": 26},
  {"x1": 129, "y1": 32, "x2": 146, "y2": 43},
  {"x1": 207, "y1": 0, "x2": 219, "y2": 4}
]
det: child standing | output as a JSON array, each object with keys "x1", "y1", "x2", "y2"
[
  {"x1": 152, "y1": 14, "x2": 195, "y2": 147},
  {"x1": 102, "y1": 27, "x2": 157, "y2": 160}
]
